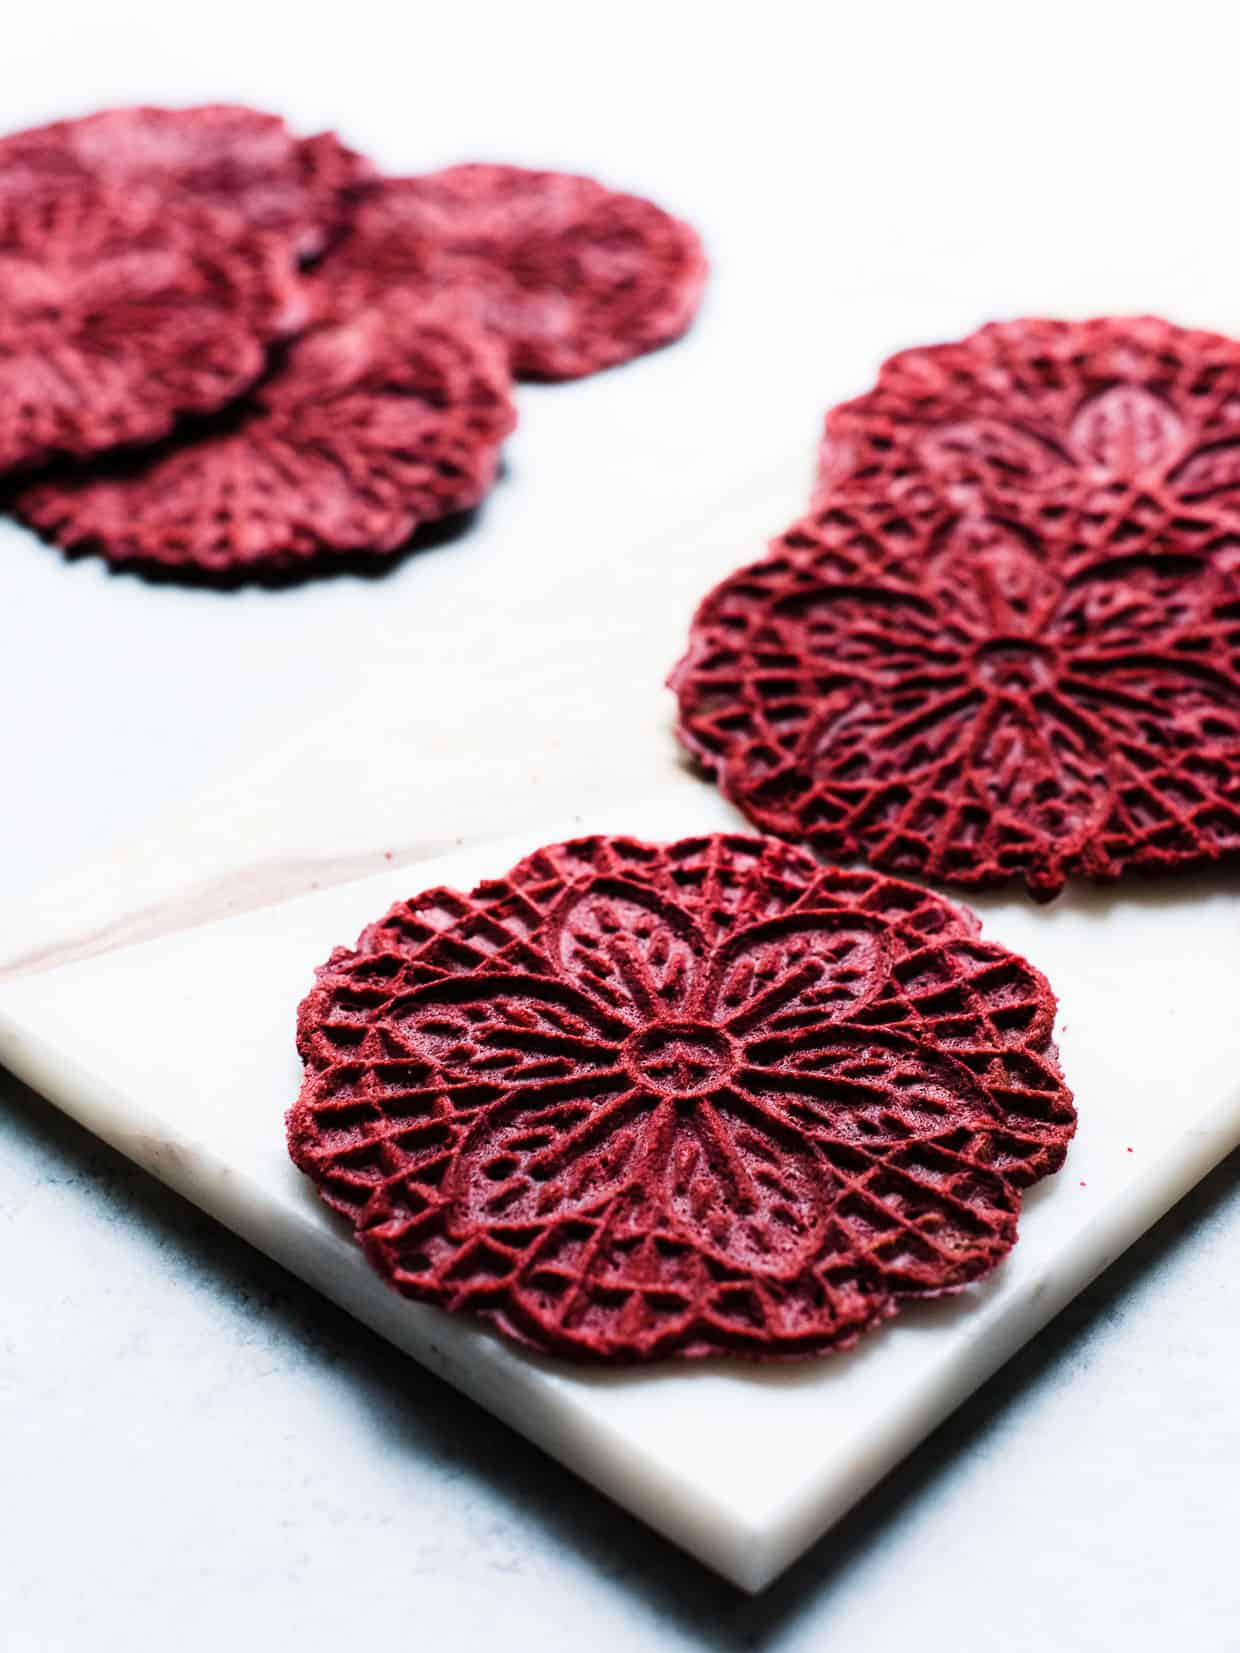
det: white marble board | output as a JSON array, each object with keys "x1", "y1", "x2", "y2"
[{"x1": 1, "y1": 782, "x2": 1237, "y2": 1591}]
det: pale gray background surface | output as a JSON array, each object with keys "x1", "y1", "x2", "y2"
[{"x1": 2, "y1": 4, "x2": 1239, "y2": 1647}]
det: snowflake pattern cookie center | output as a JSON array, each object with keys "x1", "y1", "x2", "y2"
[
  {"x1": 623, "y1": 1023, "x2": 738, "y2": 1096},
  {"x1": 971, "y1": 637, "x2": 1058, "y2": 694}
]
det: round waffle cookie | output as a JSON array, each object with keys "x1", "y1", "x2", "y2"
[
  {"x1": 0, "y1": 185, "x2": 305, "y2": 477},
  {"x1": 289, "y1": 833, "x2": 1074, "y2": 1363},
  {"x1": 318, "y1": 165, "x2": 707, "y2": 380},
  {"x1": 672, "y1": 503, "x2": 1240, "y2": 899},
  {"x1": 816, "y1": 315, "x2": 1240, "y2": 544},
  {"x1": 16, "y1": 295, "x2": 515, "y2": 577},
  {"x1": 0, "y1": 103, "x2": 370, "y2": 259}
]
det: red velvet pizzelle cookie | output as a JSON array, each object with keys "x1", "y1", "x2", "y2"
[
  {"x1": 672, "y1": 504, "x2": 1240, "y2": 899},
  {"x1": 0, "y1": 104, "x2": 369, "y2": 258},
  {"x1": 0, "y1": 186, "x2": 305, "y2": 477},
  {"x1": 289, "y1": 834, "x2": 1074, "y2": 1363},
  {"x1": 816, "y1": 316, "x2": 1240, "y2": 543},
  {"x1": 15, "y1": 295, "x2": 515, "y2": 576},
  {"x1": 319, "y1": 165, "x2": 707, "y2": 380}
]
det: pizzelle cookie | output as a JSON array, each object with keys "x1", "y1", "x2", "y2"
[
  {"x1": 0, "y1": 186, "x2": 305, "y2": 477},
  {"x1": 289, "y1": 834, "x2": 1074, "y2": 1363},
  {"x1": 16, "y1": 295, "x2": 515, "y2": 576},
  {"x1": 673, "y1": 502, "x2": 1240, "y2": 899},
  {"x1": 0, "y1": 103, "x2": 368, "y2": 259},
  {"x1": 319, "y1": 164, "x2": 707, "y2": 380}
]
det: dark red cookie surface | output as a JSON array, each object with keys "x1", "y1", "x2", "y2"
[
  {"x1": 0, "y1": 104, "x2": 369, "y2": 258},
  {"x1": 319, "y1": 165, "x2": 707, "y2": 380},
  {"x1": 0, "y1": 186, "x2": 305, "y2": 477},
  {"x1": 289, "y1": 834, "x2": 1074, "y2": 1363},
  {"x1": 672, "y1": 505, "x2": 1240, "y2": 899},
  {"x1": 816, "y1": 316, "x2": 1240, "y2": 543},
  {"x1": 15, "y1": 295, "x2": 515, "y2": 576}
]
